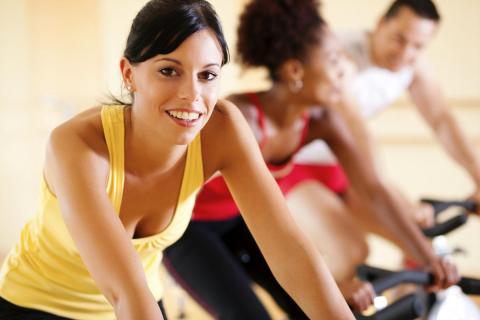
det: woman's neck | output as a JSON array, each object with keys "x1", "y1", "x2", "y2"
[
  {"x1": 259, "y1": 84, "x2": 309, "y2": 128},
  {"x1": 124, "y1": 106, "x2": 187, "y2": 178}
]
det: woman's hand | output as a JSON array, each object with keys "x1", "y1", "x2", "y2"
[
  {"x1": 414, "y1": 202, "x2": 435, "y2": 228},
  {"x1": 425, "y1": 256, "x2": 460, "y2": 292},
  {"x1": 470, "y1": 190, "x2": 480, "y2": 215},
  {"x1": 339, "y1": 278, "x2": 376, "y2": 313}
]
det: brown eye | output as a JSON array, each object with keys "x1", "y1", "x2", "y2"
[
  {"x1": 159, "y1": 68, "x2": 179, "y2": 77},
  {"x1": 199, "y1": 71, "x2": 218, "y2": 81}
]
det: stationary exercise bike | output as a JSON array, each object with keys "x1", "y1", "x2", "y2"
[{"x1": 354, "y1": 198, "x2": 480, "y2": 320}]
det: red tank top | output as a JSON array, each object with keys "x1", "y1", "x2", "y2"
[{"x1": 192, "y1": 93, "x2": 348, "y2": 221}]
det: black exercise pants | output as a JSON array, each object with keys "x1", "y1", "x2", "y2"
[
  {"x1": 164, "y1": 216, "x2": 307, "y2": 320},
  {"x1": 0, "y1": 296, "x2": 168, "y2": 320}
]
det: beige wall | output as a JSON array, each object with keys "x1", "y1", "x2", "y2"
[
  {"x1": 324, "y1": 0, "x2": 480, "y2": 100},
  {"x1": 2, "y1": 0, "x2": 479, "y2": 110},
  {"x1": 0, "y1": 0, "x2": 479, "y2": 260}
]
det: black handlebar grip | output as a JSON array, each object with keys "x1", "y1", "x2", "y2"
[
  {"x1": 372, "y1": 271, "x2": 433, "y2": 294},
  {"x1": 420, "y1": 198, "x2": 478, "y2": 215},
  {"x1": 357, "y1": 265, "x2": 393, "y2": 283},
  {"x1": 422, "y1": 212, "x2": 468, "y2": 237},
  {"x1": 421, "y1": 198, "x2": 455, "y2": 215},
  {"x1": 464, "y1": 200, "x2": 478, "y2": 212},
  {"x1": 458, "y1": 277, "x2": 480, "y2": 295}
]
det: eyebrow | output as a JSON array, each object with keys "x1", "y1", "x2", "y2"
[{"x1": 154, "y1": 57, "x2": 220, "y2": 68}]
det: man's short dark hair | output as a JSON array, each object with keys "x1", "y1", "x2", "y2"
[{"x1": 385, "y1": 0, "x2": 441, "y2": 22}]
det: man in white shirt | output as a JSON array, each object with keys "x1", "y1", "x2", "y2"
[
  {"x1": 355, "y1": 0, "x2": 480, "y2": 202},
  {"x1": 298, "y1": 0, "x2": 480, "y2": 219}
]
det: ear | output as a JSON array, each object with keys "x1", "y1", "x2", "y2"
[
  {"x1": 279, "y1": 59, "x2": 305, "y2": 83},
  {"x1": 120, "y1": 57, "x2": 135, "y2": 90}
]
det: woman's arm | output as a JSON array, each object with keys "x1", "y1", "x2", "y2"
[
  {"x1": 317, "y1": 108, "x2": 458, "y2": 289},
  {"x1": 44, "y1": 121, "x2": 163, "y2": 320},
  {"x1": 210, "y1": 100, "x2": 354, "y2": 319}
]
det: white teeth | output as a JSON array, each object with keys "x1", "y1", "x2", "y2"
[{"x1": 167, "y1": 110, "x2": 200, "y2": 121}]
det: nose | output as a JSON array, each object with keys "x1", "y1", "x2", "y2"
[
  {"x1": 337, "y1": 56, "x2": 352, "y2": 81},
  {"x1": 397, "y1": 42, "x2": 417, "y2": 64},
  {"x1": 337, "y1": 66, "x2": 345, "y2": 81},
  {"x1": 178, "y1": 76, "x2": 200, "y2": 102},
  {"x1": 403, "y1": 45, "x2": 417, "y2": 63}
]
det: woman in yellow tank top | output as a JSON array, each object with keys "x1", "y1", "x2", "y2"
[{"x1": 0, "y1": 1, "x2": 354, "y2": 319}]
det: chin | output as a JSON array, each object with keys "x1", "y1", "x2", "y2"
[
  {"x1": 173, "y1": 131, "x2": 200, "y2": 146},
  {"x1": 385, "y1": 59, "x2": 408, "y2": 72},
  {"x1": 388, "y1": 65, "x2": 404, "y2": 72},
  {"x1": 324, "y1": 90, "x2": 342, "y2": 106}
]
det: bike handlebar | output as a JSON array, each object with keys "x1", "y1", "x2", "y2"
[
  {"x1": 357, "y1": 265, "x2": 480, "y2": 295},
  {"x1": 458, "y1": 276, "x2": 480, "y2": 295},
  {"x1": 356, "y1": 198, "x2": 478, "y2": 320},
  {"x1": 421, "y1": 212, "x2": 468, "y2": 237},
  {"x1": 418, "y1": 198, "x2": 478, "y2": 237},
  {"x1": 354, "y1": 265, "x2": 480, "y2": 320},
  {"x1": 420, "y1": 198, "x2": 478, "y2": 216}
]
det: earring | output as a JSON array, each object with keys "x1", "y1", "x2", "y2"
[
  {"x1": 289, "y1": 79, "x2": 303, "y2": 93},
  {"x1": 125, "y1": 83, "x2": 132, "y2": 92}
]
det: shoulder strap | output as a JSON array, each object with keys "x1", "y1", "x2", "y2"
[{"x1": 100, "y1": 105, "x2": 125, "y2": 214}]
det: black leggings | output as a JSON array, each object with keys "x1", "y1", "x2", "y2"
[
  {"x1": 164, "y1": 216, "x2": 307, "y2": 320},
  {"x1": 0, "y1": 296, "x2": 168, "y2": 320}
]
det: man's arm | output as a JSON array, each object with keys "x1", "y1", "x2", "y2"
[{"x1": 409, "y1": 59, "x2": 480, "y2": 207}]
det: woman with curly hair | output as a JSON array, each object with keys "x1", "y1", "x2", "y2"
[
  {"x1": 164, "y1": 0, "x2": 458, "y2": 317},
  {"x1": 0, "y1": 0, "x2": 355, "y2": 319}
]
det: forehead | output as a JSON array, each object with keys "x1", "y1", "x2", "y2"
[
  {"x1": 308, "y1": 28, "x2": 340, "y2": 56},
  {"x1": 155, "y1": 28, "x2": 223, "y2": 66},
  {"x1": 384, "y1": 7, "x2": 438, "y2": 40}
]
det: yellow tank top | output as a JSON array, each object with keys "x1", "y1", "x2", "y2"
[{"x1": 0, "y1": 105, "x2": 204, "y2": 319}]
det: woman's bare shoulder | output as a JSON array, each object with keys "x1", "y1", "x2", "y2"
[
  {"x1": 201, "y1": 99, "x2": 256, "y2": 176},
  {"x1": 203, "y1": 99, "x2": 245, "y2": 141},
  {"x1": 49, "y1": 106, "x2": 107, "y2": 155},
  {"x1": 44, "y1": 105, "x2": 110, "y2": 194}
]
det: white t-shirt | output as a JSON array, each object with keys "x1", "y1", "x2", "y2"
[{"x1": 339, "y1": 29, "x2": 414, "y2": 118}]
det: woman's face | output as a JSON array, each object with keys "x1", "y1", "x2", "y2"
[
  {"x1": 126, "y1": 28, "x2": 223, "y2": 145},
  {"x1": 300, "y1": 28, "x2": 346, "y2": 106}
]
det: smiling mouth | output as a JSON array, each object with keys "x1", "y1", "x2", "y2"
[{"x1": 166, "y1": 110, "x2": 203, "y2": 127}]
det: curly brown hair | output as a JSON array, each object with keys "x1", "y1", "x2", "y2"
[{"x1": 237, "y1": 0, "x2": 325, "y2": 81}]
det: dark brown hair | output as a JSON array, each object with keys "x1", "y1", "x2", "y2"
[
  {"x1": 385, "y1": 0, "x2": 440, "y2": 22},
  {"x1": 237, "y1": 0, "x2": 325, "y2": 81}
]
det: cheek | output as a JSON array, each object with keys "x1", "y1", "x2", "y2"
[
  {"x1": 317, "y1": 75, "x2": 342, "y2": 103},
  {"x1": 319, "y1": 70, "x2": 340, "y2": 91},
  {"x1": 385, "y1": 42, "x2": 397, "y2": 55},
  {"x1": 139, "y1": 76, "x2": 172, "y2": 99},
  {"x1": 408, "y1": 48, "x2": 421, "y2": 59},
  {"x1": 203, "y1": 89, "x2": 218, "y2": 108},
  {"x1": 304, "y1": 81, "x2": 333, "y2": 105},
  {"x1": 304, "y1": 65, "x2": 341, "y2": 103}
]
